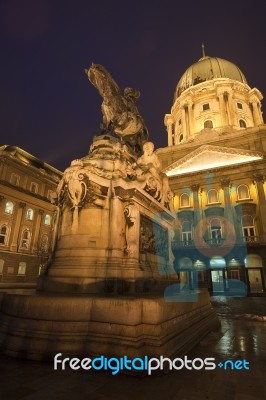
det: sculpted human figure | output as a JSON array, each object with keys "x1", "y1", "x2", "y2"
[
  {"x1": 124, "y1": 203, "x2": 138, "y2": 256},
  {"x1": 135, "y1": 142, "x2": 162, "y2": 182},
  {"x1": 161, "y1": 175, "x2": 174, "y2": 212}
]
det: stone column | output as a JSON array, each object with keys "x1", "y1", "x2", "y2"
[
  {"x1": 181, "y1": 107, "x2": 187, "y2": 139},
  {"x1": 218, "y1": 93, "x2": 228, "y2": 126},
  {"x1": 252, "y1": 102, "x2": 262, "y2": 126},
  {"x1": 221, "y1": 178, "x2": 239, "y2": 242},
  {"x1": 257, "y1": 103, "x2": 264, "y2": 124},
  {"x1": 10, "y1": 202, "x2": 26, "y2": 251},
  {"x1": 33, "y1": 209, "x2": 44, "y2": 253},
  {"x1": 191, "y1": 184, "x2": 201, "y2": 226},
  {"x1": 188, "y1": 103, "x2": 194, "y2": 137},
  {"x1": 227, "y1": 93, "x2": 237, "y2": 126},
  {"x1": 173, "y1": 192, "x2": 178, "y2": 212},
  {"x1": 167, "y1": 122, "x2": 173, "y2": 146},
  {"x1": 221, "y1": 179, "x2": 232, "y2": 218},
  {"x1": 253, "y1": 174, "x2": 266, "y2": 240}
]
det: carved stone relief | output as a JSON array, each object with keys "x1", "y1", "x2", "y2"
[{"x1": 139, "y1": 215, "x2": 169, "y2": 260}]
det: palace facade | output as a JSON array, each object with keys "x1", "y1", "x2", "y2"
[
  {"x1": 157, "y1": 53, "x2": 266, "y2": 295},
  {"x1": 0, "y1": 146, "x2": 62, "y2": 283}
]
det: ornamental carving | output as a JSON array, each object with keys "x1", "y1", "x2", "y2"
[
  {"x1": 132, "y1": 142, "x2": 174, "y2": 211},
  {"x1": 56, "y1": 160, "x2": 89, "y2": 208},
  {"x1": 139, "y1": 215, "x2": 168, "y2": 259},
  {"x1": 253, "y1": 173, "x2": 264, "y2": 183},
  {"x1": 124, "y1": 203, "x2": 138, "y2": 256}
]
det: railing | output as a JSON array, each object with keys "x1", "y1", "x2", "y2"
[
  {"x1": 241, "y1": 236, "x2": 264, "y2": 244},
  {"x1": 172, "y1": 240, "x2": 195, "y2": 248},
  {"x1": 205, "y1": 238, "x2": 225, "y2": 247},
  {"x1": 172, "y1": 236, "x2": 266, "y2": 249}
]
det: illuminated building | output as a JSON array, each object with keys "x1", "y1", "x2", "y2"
[
  {"x1": 0, "y1": 146, "x2": 62, "y2": 283},
  {"x1": 157, "y1": 49, "x2": 266, "y2": 295}
]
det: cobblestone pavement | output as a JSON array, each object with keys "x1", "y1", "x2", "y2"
[{"x1": 0, "y1": 296, "x2": 265, "y2": 400}]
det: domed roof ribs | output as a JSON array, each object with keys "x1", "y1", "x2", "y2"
[{"x1": 174, "y1": 56, "x2": 248, "y2": 100}]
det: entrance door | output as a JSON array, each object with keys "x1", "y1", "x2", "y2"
[
  {"x1": 248, "y1": 269, "x2": 263, "y2": 292},
  {"x1": 211, "y1": 270, "x2": 224, "y2": 292}
]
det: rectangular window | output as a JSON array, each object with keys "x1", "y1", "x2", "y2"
[
  {"x1": 182, "y1": 232, "x2": 192, "y2": 242},
  {"x1": 0, "y1": 260, "x2": 4, "y2": 274},
  {"x1": 18, "y1": 262, "x2": 26, "y2": 275},
  {"x1": 203, "y1": 103, "x2": 210, "y2": 111},
  {"x1": 237, "y1": 102, "x2": 243, "y2": 109}
]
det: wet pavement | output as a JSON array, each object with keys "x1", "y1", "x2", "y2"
[{"x1": 0, "y1": 296, "x2": 265, "y2": 400}]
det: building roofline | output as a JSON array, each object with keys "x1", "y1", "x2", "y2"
[{"x1": 0, "y1": 145, "x2": 63, "y2": 177}]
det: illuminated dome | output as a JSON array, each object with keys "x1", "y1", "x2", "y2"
[{"x1": 174, "y1": 56, "x2": 247, "y2": 99}]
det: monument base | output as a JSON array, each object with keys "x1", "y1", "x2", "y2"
[{"x1": 0, "y1": 290, "x2": 220, "y2": 362}]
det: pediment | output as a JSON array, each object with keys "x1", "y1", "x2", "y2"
[{"x1": 163, "y1": 145, "x2": 263, "y2": 177}]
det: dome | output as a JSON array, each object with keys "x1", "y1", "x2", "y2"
[{"x1": 174, "y1": 56, "x2": 247, "y2": 99}]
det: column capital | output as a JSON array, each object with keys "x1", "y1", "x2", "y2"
[
  {"x1": 253, "y1": 173, "x2": 264, "y2": 184},
  {"x1": 0, "y1": 195, "x2": 4, "y2": 202},
  {"x1": 190, "y1": 184, "x2": 200, "y2": 193},
  {"x1": 18, "y1": 202, "x2": 26, "y2": 209},
  {"x1": 39, "y1": 209, "x2": 44, "y2": 215},
  {"x1": 220, "y1": 178, "x2": 231, "y2": 189}
]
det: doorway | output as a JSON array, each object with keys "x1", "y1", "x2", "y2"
[
  {"x1": 247, "y1": 269, "x2": 263, "y2": 292},
  {"x1": 211, "y1": 270, "x2": 224, "y2": 292}
]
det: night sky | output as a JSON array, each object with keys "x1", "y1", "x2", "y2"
[{"x1": 1, "y1": 0, "x2": 266, "y2": 171}]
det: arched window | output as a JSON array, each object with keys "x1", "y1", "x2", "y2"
[
  {"x1": 26, "y1": 208, "x2": 34, "y2": 220},
  {"x1": 178, "y1": 257, "x2": 193, "y2": 269},
  {"x1": 180, "y1": 193, "x2": 190, "y2": 208},
  {"x1": 0, "y1": 225, "x2": 9, "y2": 245},
  {"x1": 242, "y1": 215, "x2": 255, "y2": 240},
  {"x1": 207, "y1": 189, "x2": 219, "y2": 204},
  {"x1": 4, "y1": 201, "x2": 14, "y2": 214},
  {"x1": 210, "y1": 218, "x2": 222, "y2": 243},
  {"x1": 20, "y1": 229, "x2": 31, "y2": 249},
  {"x1": 0, "y1": 259, "x2": 4, "y2": 274},
  {"x1": 179, "y1": 133, "x2": 184, "y2": 143},
  {"x1": 44, "y1": 214, "x2": 51, "y2": 225},
  {"x1": 245, "y1": 254, "x2": 262, "y2": 268},
  {"x1": 237, "y1": 184, "x2": 250, "y2": 200},
  {"x1": 239, "y1": 119, "x2": 247, "y2": 128},
  {"x1": 182, "y1": 221, "x2": 192, "y2": 244},
  {"x1": 18, "y1": 262, "x2": 26, "y2": 275},
  {"x1": 210, "y1": 256, "x2": 226, "y2": 269},
  {"x1": 204, "y1": 120, "x2": 213, "y2": 129}
]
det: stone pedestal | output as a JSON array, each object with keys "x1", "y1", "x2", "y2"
[
  {"x1": 0, "y1": 291, "x2": 219, "y2": 361},
  {"x1": 0, "y1": 135, "x2": 220, "y2": 364},
  {"x1": 38, "y1": 135, "x2": 176, "y2": 295}
]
